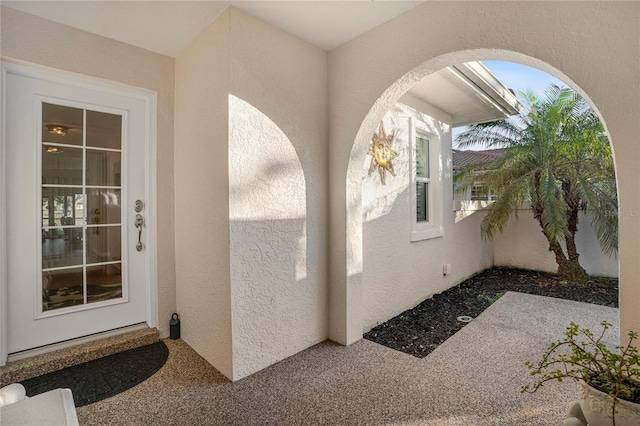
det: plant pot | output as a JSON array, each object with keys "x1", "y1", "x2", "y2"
[{"x1": 579, "y1": 380, "x2": 640, "y2": 426}]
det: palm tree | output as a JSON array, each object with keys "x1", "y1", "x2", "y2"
[{"x1": 455, "y1": 85, "x2": 617, "y2": 283}]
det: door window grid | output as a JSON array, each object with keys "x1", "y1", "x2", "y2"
[{"x1": 41, "y1": 102, "x2": 123, "y2": 312}]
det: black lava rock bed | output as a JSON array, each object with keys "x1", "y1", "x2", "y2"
[{"x1": 364, "y1": 267, "x2": 618, "y2": 359}]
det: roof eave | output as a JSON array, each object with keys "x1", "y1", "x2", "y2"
[{"x1": 449, "y1": 62, "x2": 524, "y2": 120}]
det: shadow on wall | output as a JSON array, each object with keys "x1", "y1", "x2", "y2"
[
  {"x1": 228, "y1": 95, "x2": 325, "y2": 379},
  {"x1": 229, "y1": 94, "x2": 307, "y2": 279}
]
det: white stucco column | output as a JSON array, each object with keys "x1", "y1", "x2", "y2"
[{"x1": 175, "y1": 9, "x2": 234, "y2": 379}]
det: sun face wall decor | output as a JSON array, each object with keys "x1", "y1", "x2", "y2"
[{"x1": 367, "y1": 121, "x2": 399, "y2": 185}]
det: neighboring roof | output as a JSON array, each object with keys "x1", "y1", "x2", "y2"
[
  {"x1": 406, "y1": 62, "x2": 524, "y2": 127},
  {"x1": 452, "y1": 148, "x2": 507, "y2": 171}
]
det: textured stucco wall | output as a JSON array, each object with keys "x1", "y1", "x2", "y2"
[
  {"x1": 362, "y1": 101, "x2": 493, "y2": 331},
  {"x1": 329, "y1": 1, "x2": 640, "y2": 344},
  {"x1": 494, "y1": 211, "x2": 618, "y2": 278},
  {"x1": 0, "y1": 7, "x2": 176, "y2": 337},
  {"x1": 227, "y1": 8, "x2": 328, "y2": 380},
  {"x1": 174, "y1": 10, "x2": 233, "y2": 378}
]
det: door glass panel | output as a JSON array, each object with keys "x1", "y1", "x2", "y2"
[
  {"x1": 42, "y1": 187, "x2": 85, "y2": 227},
  {"x1": 87, "y1": 226, "x2": 121, "y2": 264},
  {"x1": 87, "y1": 111, "x2": 122, "y2": 150},
  {"x1": 41, "y1": 102, "x2": 123, "y2": 312},
  {"x1": 42, "y1": 146, "x2": 83, "y2": 185},
  {"x1": 42, "y1": 230, "x2": 83, "y2": 269},
  {"x1": 87, "y1": 265, "x2": 122, "y2": 304},
  {"x1": 87, "y1": 189, "x2": 121, "y2": 224},
  {"x1": 43, "y1": 268, "x2": 84, "y2": 311},
  {"x1": 42, "y1": 103, "x2": 83, "y2": 146},
  {"x1": 42, "y1": 197, "x2": 49, "y2": 228},
  {"x1": 86, "y1": 150, "x2": 121, "y2": 186}
]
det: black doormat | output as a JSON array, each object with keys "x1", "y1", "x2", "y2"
[{"x1": 20, "y1": 341, "x2": 168, "y2": 407}]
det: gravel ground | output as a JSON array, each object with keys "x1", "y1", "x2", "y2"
[{"x1": 364, "y1": 267, "x2": 618, "y2": 358}]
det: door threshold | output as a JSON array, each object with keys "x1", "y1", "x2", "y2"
[
  {"x1": 1, "y1": 324, "x2": 159, "y2": 386},
  {"x1": 8, "y1": 323, "x2": 149, "y2": 362}
]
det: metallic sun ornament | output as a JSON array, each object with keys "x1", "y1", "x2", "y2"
[{"x1": 367, "y1": 121, "x2": 399, "y2": 185}]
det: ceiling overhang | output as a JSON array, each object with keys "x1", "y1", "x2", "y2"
[
  {"x1": 2, "y1": 3, "x2": 522, "y2": 126},
  {"x1": 1, "y1": 1, "x2": 426, "y2": 56},
  {"x1": 407, "y1": 62, "x2": 524, "y2": 127}
]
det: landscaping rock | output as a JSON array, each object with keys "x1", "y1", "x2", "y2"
[{"x1": 364, "y1": 267, "x2": 617, "y2": 358}]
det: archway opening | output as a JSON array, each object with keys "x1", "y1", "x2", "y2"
[{"x1": 347, "y1": 50, "x2": 619, "y2": 347}]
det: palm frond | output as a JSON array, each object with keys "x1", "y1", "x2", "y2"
[{"x1": 454, "y1": 83, "x2": 618, "y2": 258}]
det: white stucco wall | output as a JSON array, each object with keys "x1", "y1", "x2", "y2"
[
  {"x1": 174, "y1": 8, "x2": 328, "y2": 381},
  {"x1": 174, "y1": 10, "x2": 233, "y2": 378},
  {"x1": 362, "y1": 100, "x2": 493, "y2": 331},
  {"x1": 0, "y1": 7, "x2": 176, "y2": 337},
  {"x1": 227, "y1": 9, "x2": 328, "y2": 380},
  {"x1": 494, "y1": 210, "x2": 618, "y2": 278},
  {"x1": 329, "y1": 1, "x2": 640, "y2": 344}
]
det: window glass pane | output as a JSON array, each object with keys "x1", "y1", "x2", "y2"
[
  {"x1": 42, "y1": 188, "x2": 85, "y2": 228},
  {"x1": 42, "y1": 103, "x2": 83, "y2": 146},
  {"x1": 86, "y1": 111, "x2": 122, "y2": 150},
  {"x1": 43, "y1": 146, "x2": 83, "y2": 185},
  {"x1": 417, "y1": 182, "x2": 429, "y2": 222},
  {"x1": 416, "y1": 136, "x2": 430, "y2": 178},
  {"x1": 87, "y1": 264, "x2": 122, "y2": 304},
  {"x1": 86, "y1": 150, "x2": 121, "y2": 186},
  {"x1": 40, "y1": 104, "x2": 127, "y2": 313},
  {"x1": 42, "y1": 197, "x2": 49, "y2": 228},
  {"x1": 43, "y1": 268, "x2": 84, "y2": 311},
  {"x1": 42, "y1": 227, "x2": 84, "y2": 269},
  {"x1": 471, "y1": 184, "x2": 489, "y2": 201},
  {"x1": 87, "y1": 226, "x2": 121, "y2": 264},
  {"x1": 87, "y1": 189, "x2": 121, "y2": 225},
  {"x1": 74, "y1": 194, "x2": 86, "y2": 226}
]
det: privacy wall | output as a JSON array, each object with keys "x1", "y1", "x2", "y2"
[
  {"x1": 495, "y1": 211, "x2": 618, "y2": 278},
  {"x1": 362, "y1": 99, "x2": 493, "y2": 331}
]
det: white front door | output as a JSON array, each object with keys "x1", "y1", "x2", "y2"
[{"x1": 3, "y1": 63, "x2": 153, "y2": 355}]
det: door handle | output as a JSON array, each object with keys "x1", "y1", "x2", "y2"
[
  {"x1": 134, "y1": 199, "x2": 144, "y2": 252},
  {"x1": 135, "y1": 214, "x2": 143, "y2": 252}
]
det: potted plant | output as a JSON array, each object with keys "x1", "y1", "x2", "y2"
[{"x1": 521, "y1": 321, "x2": 640, "y2": 426}]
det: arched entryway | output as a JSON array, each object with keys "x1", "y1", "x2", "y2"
[
  {"x1": 358, "y1": 56, "x2": 620, "y2": 343},
  {"x1": 330, "y1": 11, "x2": 640, "y2": 344}
]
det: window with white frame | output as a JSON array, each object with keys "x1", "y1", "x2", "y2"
[
  {"x1": 453, "y1": 174, "x2": 498, "y2": 202},
  {"x1": 410, "y1": 120, "x2": 443, "y2": 241},
  {"x1": 471, "y1": 183, "x2": 490, "y2": 201}
]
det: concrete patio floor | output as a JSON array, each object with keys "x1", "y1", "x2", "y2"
[{"x1": 77, "y1": 292, "x2": 619, "y2": 425}]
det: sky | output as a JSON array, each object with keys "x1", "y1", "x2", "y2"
[
  {"x1": 482, "y1": 60, "x2": 568, "y2": 97},
  {"x1": 452, "y1": 61, "x2": 569, "y2": 149}
]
